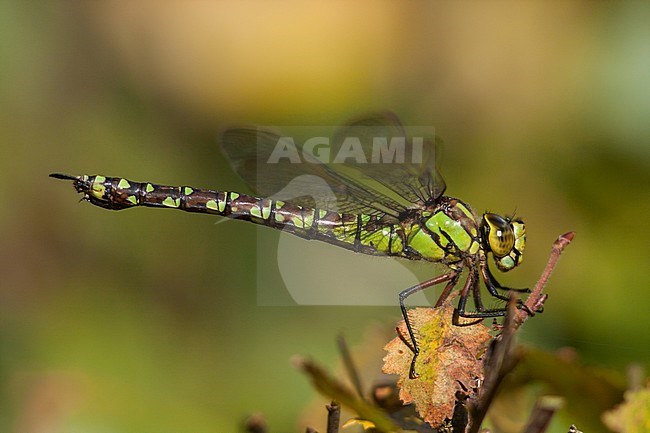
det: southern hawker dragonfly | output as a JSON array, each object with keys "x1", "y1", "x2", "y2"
[{"x1": 51, "y1": 113, "x2": 527, "y2": 378}]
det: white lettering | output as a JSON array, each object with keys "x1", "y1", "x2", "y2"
[
  {"x1": 371, "y1": 137, "x2": 406, "y2": 163},
  {"x1": 268, "y1": 137, "x2": 301, "y2": 163},
  {"x1": 302, "y1": 137, "x2": 330, "y2": 164},
  {"x1": 333, "y1": 137, "x2": 367, "y2": 164},
  {"x1": 411, "y1": 137, "x2": 424, "y2": 164},
  {"x1": 266, "y1": 134, "x2": 429, "y2": 165}
]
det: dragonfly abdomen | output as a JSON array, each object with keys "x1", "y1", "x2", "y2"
[{"x1": 52, "y1": 174, "x2": 408, "y2": 257}]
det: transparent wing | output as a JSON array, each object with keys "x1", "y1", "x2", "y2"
[
  {"x1": 330, "y1": 112, "x2": 446, "y2": 208},
  {"x1": 220, "y1": 112, "x2": 446, "y2": 218}
]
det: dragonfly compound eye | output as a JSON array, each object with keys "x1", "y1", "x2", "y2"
[
  {"x1": 482, "y1": 213, "x2": 526, "y2": 272},
  {"x1": 482, "y1": 213, "x2": 515, "y2": 258}
]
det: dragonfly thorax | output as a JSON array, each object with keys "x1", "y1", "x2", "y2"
[
  {"x1": 480, "y1": 213, "x2": 526, "y2": 272},
  {"x1": 404, "y1": 197, "x2": 482, "y2": 264}
]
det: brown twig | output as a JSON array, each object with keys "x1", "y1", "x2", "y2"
[
  {"x1": 522, "y1": 396, "x2": 564, "y2": 433},
  {"x1": 514, "y1": 232, "x2": 575, "y2": 327},
  {"x1": 326, "y1": 401, "x2": 341, "y2": 433},
  {"x1": 467, "y1": 297, "x2": 520, "y2": 432}
]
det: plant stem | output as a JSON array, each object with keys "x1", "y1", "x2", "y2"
[
  {"x1": 522, "y1": 396, "x2": 564, "y2": 433},
  {"x1": 514, "y1": 232, "x2": 575, "y2": 327},
  {"x1": 326, "y1": 401, "x2": 341, "y2": 433}
]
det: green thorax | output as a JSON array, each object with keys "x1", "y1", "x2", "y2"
[{"x1": 403, "y1": 197, "x2": 481, "y2": 265}]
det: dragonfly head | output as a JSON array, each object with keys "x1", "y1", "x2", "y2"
[{"x1": 481, "y1": 213, "x2": 526, "y2": 272}]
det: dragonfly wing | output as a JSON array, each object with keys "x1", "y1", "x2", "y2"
[
  {"x1": 331, "y1": 112, "x2": 446, "y2": 208},
  {"x1": 220, "y1": 113, "x2": 446, "y2": 218},
  {"x1": 221, "y1": 128, "x2": 396, "y2": 217}
]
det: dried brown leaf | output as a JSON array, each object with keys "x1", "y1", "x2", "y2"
[{"x1": 382, "y1": 305, "x2": 492, "y2": 427}]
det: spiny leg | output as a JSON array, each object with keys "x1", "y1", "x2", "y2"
[
  {"x1": 480, "y1": 264, "x2": 533, "y2": 313},
  {"x1": 434, "y1": 271, "x2": 462, "y2": 308},
  {"x1": 453, "y1": 269, "x2": 507, "y2": 325},
  {"x1": 471, "y1": 268, "x2": 486, "y2": 311},
  {"x1": 399, "y1": 271, "x2": 460, "y2": 379},
  {"x1": 453, "y1": 269, "x2": 485, "y2": 326},
  {"x1": 481, "y1": 264, "x2": 530, "y2": 301}
]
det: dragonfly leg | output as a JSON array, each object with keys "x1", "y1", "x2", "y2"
[
  {"x1": 471, "y1": 268, "x2": 485, "y2": 311},
  {"x1": 453, "y1": 270, "x2": 507, "y2": 325},
  {"x1": 434, "y1": 271, "x2": 462, "y2": 308},
  {"x1": 399, "y1": 271, "x2": 460, "y2": 379},
  {"x1": 453, "y1": 270, "x2": 485, "y2": 326},
  {"x1": 482, "y1": 264, "x2": 530, "y2": 300},
  {"x1": 479, "y1": 264, "x2": 536, "y2": 315}
]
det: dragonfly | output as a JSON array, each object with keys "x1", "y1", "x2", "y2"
[{"x1": 51, "y1": 112, "x2": 527, "y2": 378}]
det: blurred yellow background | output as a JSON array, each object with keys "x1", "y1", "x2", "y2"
[{"x1": 1, "y1": 1, "x2": 649, "y2": 432}]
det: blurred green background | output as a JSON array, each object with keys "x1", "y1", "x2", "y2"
[{"x1": 1, "y1": 2, "x2": 649, "y2": 432}]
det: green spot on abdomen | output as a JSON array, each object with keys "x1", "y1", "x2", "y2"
[
  {"x1": 162, "y1": 196, "x2": 180, "y2": 208},
  {"x1": 290, "y1": 209, "x2": 315, "y2": 229},
  {"x1": 206, "y1": 199, "x2": 219, "y2": 211},
  {"x1": 90, "y1": 176, "x2": 107, "y2": 198},
  {"x1": 250, "y1": 200, "x2": 273, "y2": 220},
  {"x1": 118, "y1": 178, "x2": 131, "y2": 189},
  {"x1": 249, "y1": 206, "x2": 263, "y2": 219},
  {"x1": 261, "y1": 203, "x2": 271, "y2": 219}
]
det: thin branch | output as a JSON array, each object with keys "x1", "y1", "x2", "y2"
[
  {"x1": 514, "y1": 232, "x2": 575, "y2": 327},
  {"x1": 522, "y1": 396, "x2": 564, "y2": 433},
  {"x1": 337, "y1": 334, "x2": 365, "y2": 400},
  {"x1": 467, "y1": 297, "x2": 520, "y2": 432},
  {"x1": 326, "y1": 401, "x2": 341, "y2": 433}
]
